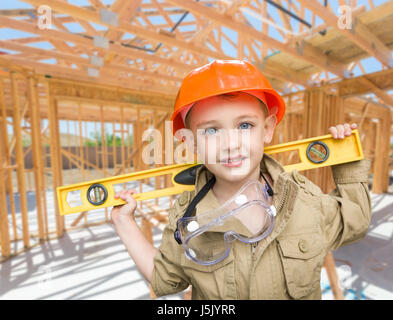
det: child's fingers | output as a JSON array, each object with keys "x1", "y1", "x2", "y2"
[
  {"x1": 115, "y1": 189, "x2": 136, "y2": 203},
  {"x1": 114, "y1": 190, "x2": 124, "y2": 199},
  {"x1": 328, "y1": 126, "x2": 338, "y2": 138},
  {"x1": 336, "y1": 124, "x2": 345, "y2": 138},
  {"x1": 343, "y1": 123, "x2": 352, "y2": 136},
  {"x1": 117, "y1": 189, "x2": 137, "y2": 202},
  {"x1": 330, "y1": 123, "x2": 357, "y2": 139},
  {"x1": 124, "y1": 190, "x2": 136, "y2": 202}
]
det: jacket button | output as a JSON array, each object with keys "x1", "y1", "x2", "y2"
[
  {"x1": 178, "y1": 194, "x2": 188, "y2": 206},
  {"x1": 298, "y1": 239, "x2": 309, "y2": 253}
]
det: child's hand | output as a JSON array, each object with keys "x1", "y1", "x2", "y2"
[
  {"x1": 111, "y1": 189, "x2": 138, "y2": 224},
  {"x1": 328, "y1": 123, "x2": 357, "y2": 139}
]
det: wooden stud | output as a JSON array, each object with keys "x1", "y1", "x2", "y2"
[
  {"x1": 46, "y1": 81, "x2": 64, "y2": 237},
  {"x1": 372, "y1": 111, "x2": 391, "y2": 193},
  {"x1": 100, "y1": 104, "x2": 109, "y2": 221},
  {"x1": 94, "y1": 121, "x2": 99, "y2": 175},
  {"x1": 120, "y1": 106, "x2": 126, "y2": 170},
  {"x1": 112, "y1": 121, "x2": 117, "y2": 172},
  {"x1": 78, "y1": 103, "x2": 87, "y2": 225},
  {"x1": 39, "y1": 117, "x2": 49, "y2": 239},
  {"x1": 10, "y1": 72, "x2": 30, "y2": 248},
  {"x1": 0, "y1": 99, "x2": 11, "y2": 257},
  {"x1": 28, "y1": 76, "x2": 45, "y2": 240},
  {"x1": 0, "y1": 79, "x2": 18, "y2": 241},
  {"x1": 323, "y1": 252, "x2": 345, "y2": 300}
]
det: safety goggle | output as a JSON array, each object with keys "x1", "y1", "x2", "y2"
[{"x1": 175, "y1": 179, "x2": 276, "y2": 265}]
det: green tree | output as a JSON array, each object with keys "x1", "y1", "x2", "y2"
[{"x1": 85, "y1": 132, "x2": 133, "y2": 147}]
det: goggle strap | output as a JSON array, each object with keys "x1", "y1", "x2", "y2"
[
  {"x1": 174, "y1": 171, "x2": 272, "y2": 245},
  {"x1": 183, "y1": 175, "x2": 216, "y2": 218},
  {"x1": 174, "y1": 175, "x2": 216, "y2": 245},
  {"x1": 260, "y1": 169, "x2": 274, "y2": 196}
]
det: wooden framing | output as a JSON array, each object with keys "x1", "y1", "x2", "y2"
[
  {"x1": 47, "y1": 81, "x2": 65, "y2": 237},
  {"x1": 10, "y1": 72, "x2": 30, "y2": 248},
  {"x1": 0, "y1": 78, "x2": 18, "y2": 245},
  {"x1": 28, "y1": 76, "x2": 47, "y2": 240},
  {"x1": 297, "y1": 0, "x2": 392, "y2": 67},
  {"x1": 0, "y1": 1, "x2": 391, "y2": 89},
  {"x1": 0, "y1": 0, "x2": 392, "y2": 301},
  {"x1": 302, "y1": 88, "x2": 345, "y2": 193},
  {"x1": 0, "y1": 71, "x2": 391, "y2": 300},
  {"x1": 0, "y1": 97, "x2": 11, "y2": 257}
]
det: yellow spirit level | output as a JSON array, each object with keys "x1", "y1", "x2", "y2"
[{"x1": 57, "y1": 129, "x2": 364, "y2": 215}]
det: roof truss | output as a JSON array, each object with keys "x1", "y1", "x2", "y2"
[{"x1": 0, "y1": 0, "x2": 391, "y2": 104}]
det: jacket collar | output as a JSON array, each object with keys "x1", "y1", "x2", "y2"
[{"x1": 259, "y1": 153, "x2": 285, "y2": 187}]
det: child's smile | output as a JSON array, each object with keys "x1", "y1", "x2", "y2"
[{"x1": 219, "y1": 155, "x2": 247, "y2": 167}]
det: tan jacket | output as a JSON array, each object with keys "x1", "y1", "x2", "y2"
[{"x1": 151, "y1": 154, "x2": 372, "y2": 299}]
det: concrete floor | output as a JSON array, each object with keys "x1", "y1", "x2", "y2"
[{"x1": 1, "y1": 187, "x2": 392, "y2": 300}]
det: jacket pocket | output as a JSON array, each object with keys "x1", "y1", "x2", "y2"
[
  {"x1": 180, "y1": 248, "x2": 235, "y2": 299},
  {"x1": 277, "y1": 232, "x2": 325, "y2": 299}
]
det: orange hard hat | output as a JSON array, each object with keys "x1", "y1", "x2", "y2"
[{"x1": 171, "y1": 59, "x2": 285, "y2": 134}]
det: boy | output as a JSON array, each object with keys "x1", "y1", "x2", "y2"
[{"x1": 111, "y1": 60, "x2": 372, "y2": 299}]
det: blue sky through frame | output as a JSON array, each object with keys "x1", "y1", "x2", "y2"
[
  {"x1": 0, "y1": 0, "x2": 389, "y2": 75},
  {"x1": 0, "y1": 0, "x2": 390, "y2": 138}
]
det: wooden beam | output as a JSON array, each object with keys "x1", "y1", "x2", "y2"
[
  {"x1": 333, "y1": 68, "x2": 393, "y2": 98},
  {"x1": 47, "y1": 76, "x2": 175, "y2": 104},
  {"x1": 60, "y1": 147, "x2": 101, "y2": 172},
  {"x1": 20, "y1": 0, "x2": 231, "y2": 60},
  {"x1": 357, "y1": 77, "x2": 393, "y2": 107},
  {"x1": 10, "y1": 72, "x2": 30, "y2": 247},
  {"x1": 28, "y1": 76, "x2": 46, "y2": 240},
  {"x1": 0, "y1": 40, "x2": 183, "y2": 84},
  {"x1": 275, "y1": 0, "x2": 293, "y2": 34},
  {"x1": 56, "y1": 96, "x2": 172, "y2": 112},
  {"x1": 165, "y1": 0, "x2": 347, "y2": 77},
  {"x1": 358, "y1": 101, "x2": 370, "y2": 130},
  {"x1": 100, "y1": 104, "x2": 109, "y2": 221},
  {"x1": 103, "y1": 0, "x2": 142, "y2": 47},
  {"x1": 46, "y1": 81, "x2": 64, "y2": 237},
  {"x1": 0, "y1": 15, "x2": 193, "y2": 74},
  {"x1": 343, "y1": 96, "x2": 392, "y2": 119},
  {"x1": 257, "y1": 60, "x2": 309, "y2": 88},
  {"x1": 371, "y1": 109, "x2": 392, "y2": 193},
  {"x1": 0, "y1": 55, "x2": 179, "y2": 95},
  {"x1": 87, "y1": 0, "x2": 105, "y2": 10},
  {"x1": 323, "y1": 252, "x2": 345, "y2": 300},
  {"x1": 0, "y1": 79, "x2": 18, "y2": 242},
  {"x1": 0, "y1": 91, "x2": 11, "y2": 257}
]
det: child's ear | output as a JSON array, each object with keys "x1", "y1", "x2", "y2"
[{"x1": 263, "y1": 114, "x2": 277, "y2": 144}]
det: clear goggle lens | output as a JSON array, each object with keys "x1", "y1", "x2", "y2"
[{"x1": 177, "y1": 180, "x2": 276, "y2": 265}]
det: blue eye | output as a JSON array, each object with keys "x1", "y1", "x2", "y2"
[
  {"x1": 239, "y1": 123, "x2": 252, "y2": 130},
  {"x1": 203, "y1": 127, "x2": 218, "y2": 135}
]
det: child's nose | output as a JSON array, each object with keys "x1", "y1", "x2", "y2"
[{"x1": 220, "y1": 129, "x2": 243, "y2": 151}]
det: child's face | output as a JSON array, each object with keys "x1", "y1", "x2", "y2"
[{"x1": 186, "y1": 92, "x2": 276, "y2": 183}]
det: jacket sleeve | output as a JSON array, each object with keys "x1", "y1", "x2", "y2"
[
  {"x1": 151, "y1": 195, "x2": 192, "y2": 297},
  {"x1": 320, "y1": 158, "x2": 372, "y2": 251}
]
